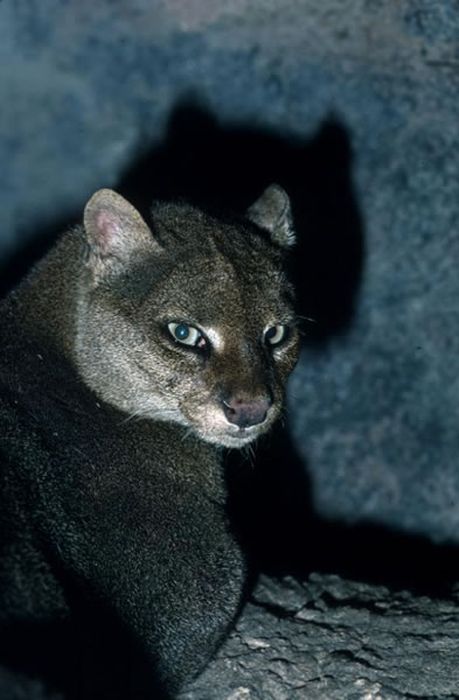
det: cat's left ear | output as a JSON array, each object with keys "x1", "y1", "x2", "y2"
[
  {"x1": 246, "y1": 184, "x2": 295, "y2": 248},
  {"x1": 82, "y1": 189, "x2": 160, "y2": 282}
]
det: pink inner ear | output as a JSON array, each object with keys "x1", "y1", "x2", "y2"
[{"x1": 94, "y1": 209, "x2": 122, "y2": 255}]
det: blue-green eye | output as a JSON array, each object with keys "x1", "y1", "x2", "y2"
[
  {"x1": 264, "y1": 324, "x2": 288, "y2": 347},
  {"x1": 167, "y1": 322, "x2": 205, "y2": 348},
  {"x1": 174, "y1": 323, "x2": 190, "y2": 341}
]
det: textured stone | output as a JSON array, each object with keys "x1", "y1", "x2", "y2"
[{"x1": 181, "y1": 574, "x2": 459, "y2": 700}]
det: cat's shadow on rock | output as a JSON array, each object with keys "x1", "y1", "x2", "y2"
[
  {"x1": 132, "y1": 101, "x2": 459, "y2": 598},
  {"x1": 118, "y1": 99, "x2": 365, "y2": 343},
  {"x1": 4, "y1": 98, "x2": 458, "y2": 598}
]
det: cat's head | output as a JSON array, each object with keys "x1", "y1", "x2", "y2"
[{"x1": 74, "y1": 186, "x2": 299, "y2": 448}]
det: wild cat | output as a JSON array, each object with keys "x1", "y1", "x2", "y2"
[{"x1": 0, "y1": 184, "x2": 299, "y2": 698}]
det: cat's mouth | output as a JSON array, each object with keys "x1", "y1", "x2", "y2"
[
  {"x1": 200, "y1": 427, "x2": 263, "y2": 449},
  {"x1": 193, "y1": 413, "x2": 274, "y2": 449},
  {"x1": 179, "y1": 399, "x2": 277, "y2": 448},
  {"x1": 221, "y1": 425, "x2": 263, "y2": 448}
]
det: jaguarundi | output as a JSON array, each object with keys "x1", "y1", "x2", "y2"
[{"x1": 0, "y1": 184, "x2": 299, "y2": 698}]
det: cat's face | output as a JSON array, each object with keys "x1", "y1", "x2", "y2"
[{"x1": 74, "y1": 189, "x2": 299, "y2": 448}]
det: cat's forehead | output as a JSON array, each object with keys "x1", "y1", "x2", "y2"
[
  {"x1": 154, "y1": 201, "x2": 279, "y2": 261},
  {"x1": 144, "y1": 250, "x2": 293, "y2": 330},
  {"x1": 164, "y1": 246, "x2": 285, "y2": 297},
  {"x1": 137, "y1": 203, "x2": 295, "y2": 323}
]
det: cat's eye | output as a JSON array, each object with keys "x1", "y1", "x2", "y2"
[
  {"x1": 167, "y1": 322, "x2": 207, "y2": 349},
  {"x1": 264, "y1": 324, "x2": 288, "y2": 347}
]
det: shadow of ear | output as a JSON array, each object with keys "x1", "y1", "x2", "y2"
[{"x1": 118, "y1": 97, "x2": 365, "y2": 344}]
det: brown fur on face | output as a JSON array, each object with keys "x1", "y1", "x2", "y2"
[{"x1": 72, "y1": 189, "x2": 299, "y2": 447}]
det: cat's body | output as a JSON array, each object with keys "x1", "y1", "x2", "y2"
[{"x1": 0, "y1": 186, "x2": 299, "y2": 698}]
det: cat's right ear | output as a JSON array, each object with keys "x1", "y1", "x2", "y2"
[
  {"x1": 247, "y1": 184, "x2": 295, "y2": 249},
  {"x1": 83, "y1": 189, "x2": 159, "y2": 279}
]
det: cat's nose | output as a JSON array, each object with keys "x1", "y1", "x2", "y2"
[{"x1": 222, "y1": 394, "x2": 272, "y2": 428}]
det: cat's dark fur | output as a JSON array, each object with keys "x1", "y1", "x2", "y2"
[{"x1": 0, "y1": 185, "x2": 299, "y2": 698}]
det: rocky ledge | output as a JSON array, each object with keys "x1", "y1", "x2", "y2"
[{"x1": 183, "y1": 574, "x2": 459, "y2": 700}]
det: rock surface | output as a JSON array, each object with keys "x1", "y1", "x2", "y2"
[{"x1": 182, "y1": 574, "x2": 459, "y2": 700}]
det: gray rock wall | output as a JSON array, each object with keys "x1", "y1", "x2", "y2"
[{"x1": 1, "y1": 1, "x2": 459, "y2": 547}]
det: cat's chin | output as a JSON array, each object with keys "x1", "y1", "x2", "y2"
[
  {"x1": 194, "y1": 424, "x2": 268, "y2": 449},
  {"x1": 177, "y1": 405, "x2": 278, "y2": 449}
]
